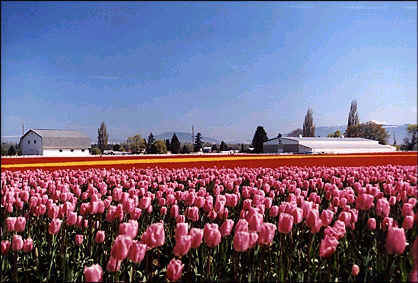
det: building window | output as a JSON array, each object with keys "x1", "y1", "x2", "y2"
[
  {"x1": 28, "y1": 140, "x2": 30, "y2": 144},
  {"x1": 34, "y1": 140, "x2": 36, "y2": 144},
  {"x1": 59, "y1": 149, "x2": 63, "y2": 152}
]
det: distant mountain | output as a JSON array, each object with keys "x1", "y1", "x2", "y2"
[
  {"x1": 313, "y1": 124, "x2": 411, "y2": 145},
  {"x1": 154, "y1": 132, "x2": 220, "y2": 144}
]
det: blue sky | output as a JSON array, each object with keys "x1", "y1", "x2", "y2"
[{"x1": 2, "y1": 1, "x2": 417, "y2": 143}]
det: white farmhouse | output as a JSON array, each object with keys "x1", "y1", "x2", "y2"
[
  {"x1": 263, "y1": 137, "x2": 396, "y2": 154},
  {"x1": 20, "y1": 129, "x2": 91, "y2": 156}
]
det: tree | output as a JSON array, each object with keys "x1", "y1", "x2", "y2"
[
  {"x1": 170, "y1": 133, "x2": 181, "y2": 154},
  {"x1": 126, "y1": 135, "x2": 146, "y2": 154},
  {"x1": 303, "y1": 108, "x2": 315, "y2": 137},
  {"x1": 240, "y1": 144, "x2": 245, "y2": 153},
  {"x1": 328, "y1": 130, "x2": 342, "y2": 138},
  {"x1": 220, "y1": 141, "x2": 228, "y2": 151},
  {"x1": 153, "y1": 140, "x2": 167, "y2": 154},
  {"x1": 181, "y1": 144, "x2": 190, "y2": 154},
  {"x1": 112, "y1": 144, "x2": 121, "y2": 151},
  {"x1": 97, "y1": 122, "x2": 109, "y2": 153},
  {"x1": 211, "y1": 144, "x2": 218, "y2": 152},
  {"x1": 251, "y1": 126, "x2": 268, "y2": 153},
  {"x1": 165, "y1": 139, "x2": 171, "y2": 152},
  {"x1": 90, "y1": 146, "x2": 101, "y2": 155},
  {"x1": 287, "y1": 128, "x2": 303, "y2": 137},
  {"x1": 146, "y1": 133, "x2": 155, "y2": 154},
  {"x1": 403, "y1": 124, "x2": 417, "y2": 150},
  {"x1": 345, "y1": 100, "x2": 360, "y2": 137},
  {"x1": 194, "y1": 132, "x2": 203, "y2": 152},
  {"x1": 348, "y1": 121, "x2": 389, "y2": 145},
  {"x1": 7, "y1": 145, "x2": 16, "y2": 156}
]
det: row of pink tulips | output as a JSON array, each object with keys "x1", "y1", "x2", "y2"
[{"x1": 1, "y1": 165, "x2": 417, "y2": 282}]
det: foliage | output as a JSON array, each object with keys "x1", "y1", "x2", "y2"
[
  {"x1": 165, "y1": 139, "x2": 170, "y2": 152},
  {"x1": 97, "y1": 122, "x2": 109, "y2": 153},
  {"x1": 112, "y1": 144, "x2": 121, "y2": 151},
  {"x1": 7, "y1": 145, "x2": 16, "y2": 156},
  {"x1": 181, "y1": 144, "x2": 191, "y2": 154},
  {"x1": 194, "y1": 133, "x2": 203, "y2": 152},
  {"x1": 328, "y1": 130, "x2": 342, "y2": 138},
  {"x1": 251, "y1": 126, "x2": 268, "y2": 153},
  {"x1": 287, "y1": 128, "x2": 303, "y2": 137},
  {"x1": 402, "y1": 124, "x2": 417, "y2": 151},
  {"x1": 152, "y1": 140, "x2": 167, "y2": 154},
  {"x1": 211, "y1": 144, "x2": 218, "y2": 152},
  {"x1": 126, "y1": 135, "x2": 146, "y2": 154},
  {"x1": 303, "y1": 108, "x2": 315, "y2": 137},
  {"x1": 90, "y1": 147, "x2": 102, "y2": 155},
  {"x1": 220, "y1": 141, "x2": 228, "y2": 151},
  {"x1": 146, "y1": 133, "x2": 156, "y2": 154},
  {"x1": 170, "y1": 134, "x2": 181, "y2": 154},
  {"x1": 346, "y1": 122, "x2": 389, "y2": 145}
]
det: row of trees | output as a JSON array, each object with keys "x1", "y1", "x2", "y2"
[{"x1": 97, "y1": 122, "x2": 238, "y2": 155}]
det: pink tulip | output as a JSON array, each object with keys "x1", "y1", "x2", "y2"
[
  {"x1": 167, "y1": 258, "x2": 184, "y2": 282},
  {"x1": 95, "y1": 230, "x2": 106, "y2": 244},
  {"x1": 75, "y1": 234, "x2": 84, "y2": 246},
  {"x1": 402, "y1": 203, "x2": 414, "y2": 217},
  {"x1": 403, "y1": 216, "x2": 414, "y2": 230},
  {"x1": 368, "y1": 218, "x2": 377, "y2": 230},
  {"x1": 376, "y1": 198, "x2": 390, "y2": 218},
  {"x1": 84, "y1": 264, "x2": 103, "y2": 282},
  {"x1": 248, "y1": 212, "x2": 264, "y2": 232},
  {"x1": 173, "y1": 235, "x2": 192, "y2": 257},
  {"x1": 386, "y1": 226, "x2": 407, "y2": 255},
  {"x1": 306, "y1": 209, "x2": 322, "y2": 234},
  {"x1": 1, "y1": 240, "x2": 11, "y2": 254},
  {"x1": 15, "y1": 217, "x2": 26, "y2": 232},
  {"x1": 106, "y1": 256, "x2": 122, "y2": 272},
  {"x1": 6, "y1": 217, "x2": 16, "y2": 232},
  {"x1": 258, "y1": 222, "x2": 277, "y2": 245},
  {"x1": 320, "y1": 209, "x2": 334, "y2": 227},
  {"x1": 220, "y1": 219, "x2": 235, "y2": 237},
  {"x1": 22, "y1": 238, "x2": 33, "y2": 253},
  {"x1": 175, "y1": 223, "x2": 189, "y2": 241},
  {"x1": 48, "y1": 218, "x2": 62, "y2": 235},
  {"x1": 141, "y1": 222, "x2": 165, "y2": 249},
  {"x1": 204, "y1": 223, "x2": 221, "y2": 248},
  {"x1": 278, "y1": 213, "x2": 294, "y2": 234},
  {"x1": 234, "y1": 231, "x2": 250, "y2": 252},
  {"x1": 119, "y1": 220, "x2": 138, "y2": 239},
  {"x1": 319, "y1": 235, "x2": 339, "y2": 258},
  {"x1": 189, "y1": 228, "x2": 204, "y2": 249},
  {"x1": 352, "y1": 264, "x2": 360, "y2": 276},
  {"x1": 186, "y1": 206, "x2": 199, "y2": 222},
  {"x1": 66, "y1": 211, "x2": 77, "y2": 226},
  {"x1": 111, "y1": 234, "x2": 133, "y2": 260},
  {"x1": 248, "y1": 231, "x2": 259, "y2": 249},
  {"x1": 128, "y1": 240, "x2": 147, "y2": 263},
  {"x1": 269, "y1": 205, "x2": 279, "y2": 217},
  {"x1": 235, "y1": 219, "x2": 249, "y2": 233},
  {"x1": 139, "y1": 197, "x2": 151, "y2": 210},
  {"x1": 12, "y1": 234, "x2": 23, "y2": 251}
]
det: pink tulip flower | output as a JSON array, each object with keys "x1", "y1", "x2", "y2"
[
  {"x1": 167, "y1": 258, "x2": 184, "y2": 282},
  {"x1": 6, "y1": 217, "x2": 17, "y2": 232},
  {"x1": 111, "y1": 234, "x2": 133, "y2": 260},
  {"x1": 128, "y1": 240, "x2": 147, "y2": 264},
  {"x1": 23, "y1": 238, "x2": 33, "y2": 253},
  {"x1": 106, "y1": 256, "x2": 122, "y2": 272},
  {"x1": 84, "y1": 264, "x2": 103, "y2": 282},
  {"x1": 234, "y1": 231, "x2": 250, "y2": 252},
  {"x1": 95, "y1": 230, "x2": 105, "y2": 244},
  {"x1": 278, "y1": 213, "x2": 294, "y2": 234},
  {"x1": 352, "y1": 264, "x2": 360, "y2": 276},
  {"x1": 75, "y1": 234, "x2": 84, "y2": 246},
  {"x1": 319, "y1": 235, "x2": 339, "y2": 258},
  {"x1": 204, "y1": 223, "x2": 221, "y2": 248},
  {"x1": 367, "y1": 218, "x2": 377, "y2": 230},
  {"x1": 173, "y1": 235, "x2": 192, "y2": 257},
  {"x1": 220, "y1": 219, "x2": 234, "y2": 237},
  {"x1": 386, "y1": 226, "x2": 407, "y2": 255},
  {"x1": 189, "y1": 228, "x2": 204, "y2": 249},
  {"x1": 258, "y1": 222, "x2": 277, "y2": 245},
  {"x1": 1, "y1": 240, "x2": 11, "y2": 254},
  {"x1": 48, "y1": 218, "x2": 62, "y2": 235},
  {"x1": 12, "y1": 234, "x2": 23, "y2": 251}
]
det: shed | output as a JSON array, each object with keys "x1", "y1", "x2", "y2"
[
  {"x1": 20, "y1": 129, "x2": 91, "y2": 156},
  {"x1": 263, "y1": 137, "x2": 396, "y2": 154}
]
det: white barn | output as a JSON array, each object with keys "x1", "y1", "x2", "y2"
[
  {"x1": 20, "y1": 129, "x2": 91, "y2": 156},
  {"x1": 263, "y1": 137, "x2": 396, "y2": 154}
]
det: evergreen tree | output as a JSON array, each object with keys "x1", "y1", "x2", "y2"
[
  {"x1": 251, "y1": 126, "x2": 268, "y2": 153},
  {"x1": 7, "y1": 145, "x2": 16, "y2": 156},
  {"x1": 181, "y1": 144, "x2": 190, "y2": 154},
  {"x1": 165, "y1": 139, "x2": 171, "y2": 152},
  {"x1": 240, "y1": 144, "x2": 245, "y2": 153},
  {"x1": 170, "y1": 133, "x2": 181, "y2": 154},
  {"x1": 303, "y1": 108, "x2": 315, "y2": 137},
  {"x1": 220, "y1": 141, "x2": 228, "y2": 151},
  {"x1": 345, "y1": 100, "x2": 360, "y2": 137},
  {"x1": 146, "y1": 133, "x2": 155, "y2": 153},
  {"x1": 211, "y1": 144, "x2": 218, "y2": 152},
  {"x1": 97, "y1": 122, "x2": 109, "y2": 153},
  {"x1": 194, "y1": 132, "x2": 203, "y2": 152}
]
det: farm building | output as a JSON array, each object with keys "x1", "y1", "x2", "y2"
[
  {"x1": 263, "y1": 137, "x2": 396, "y2": 154},
  {"x1": 19, "y1": 129, "x2": 91, "y2": 156}
]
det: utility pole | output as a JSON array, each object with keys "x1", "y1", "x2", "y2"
[
  {"x1": 192, "y1": 126, "x2": 194, "y2": 145},
  {"x1": 22, "y1": 123, "x2": 24, "y2": 136}
]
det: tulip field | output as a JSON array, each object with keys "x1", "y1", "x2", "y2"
[{"x1": 1, "y1": 159, "x2": 418, "y2": 281}]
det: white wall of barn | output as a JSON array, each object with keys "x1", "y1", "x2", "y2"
[
  {"x1": 43, "y1": 149, "x2": 90, "y2": 157},
  {"x1": 21, "y1": 132, "x2": 42, "y2": 155}
]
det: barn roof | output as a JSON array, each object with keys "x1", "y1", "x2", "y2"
[{"x1": 22, "y1": 129, "x2": 91, "y2": 149}]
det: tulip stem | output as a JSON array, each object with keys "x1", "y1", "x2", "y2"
[{"x1": 48, "y1": 234, "x2": 56, "y2": 281}]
